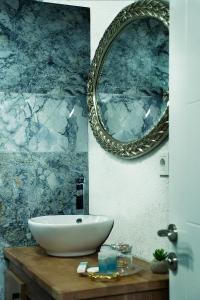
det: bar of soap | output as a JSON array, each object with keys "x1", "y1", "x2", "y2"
[
  {"x1": 87, "y1": 267, "x2": 99, "y2": 273},
  {"x1": 77, "y1": 262, "x2": 88, "y2": 274}
]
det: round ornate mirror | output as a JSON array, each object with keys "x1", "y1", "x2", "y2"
[{"x1": 88, "y1": 0, "x2": 169, "y2": 159}]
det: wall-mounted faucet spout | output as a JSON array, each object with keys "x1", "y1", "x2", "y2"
[{"x1": 76, "y1": 175, "x2": 84, "y2": 210}]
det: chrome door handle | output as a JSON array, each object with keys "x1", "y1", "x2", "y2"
[
  {"x1": 167, "y1": 252, "x2": 178, "y2": 271},
  {"x1": 157, "y1": 224, "x2": 178, "y2": 242}
]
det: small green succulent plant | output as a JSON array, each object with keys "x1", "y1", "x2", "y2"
[{"x1": 153, "y1": 249, "x2": 168, "y2": 261}]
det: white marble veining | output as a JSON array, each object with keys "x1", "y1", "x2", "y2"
[{"x1": 0, "y1": 92, "x2": 87, "y2": 152}]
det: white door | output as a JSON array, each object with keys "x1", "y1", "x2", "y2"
[{"x1": 169, "y1": 0, "x2": 200, "y2": 299}]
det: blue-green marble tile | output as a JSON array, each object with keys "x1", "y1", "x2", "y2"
[
  {"x1": 0, "y1": 152, "x2": 88, "y2": 247},
  {"x1": 0, "y1": 92, "x2": 88, "y2": 152},
  {"x1": 0, "y1": 0, "x2": 90, "y2": 95},
  {"x1": 0, "y1": 1, "x2": 90, "y2": 298}
]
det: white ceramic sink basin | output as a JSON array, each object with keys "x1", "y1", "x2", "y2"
[{"x1": 28, "y1": 215, "x2": 114, "y2": 257}]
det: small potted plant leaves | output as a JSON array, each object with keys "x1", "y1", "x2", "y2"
[{"x1": 151, "y1": 249, "x2": 169, "y2": 274}]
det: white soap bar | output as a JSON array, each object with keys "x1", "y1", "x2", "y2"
[
  {"x1": 77, "y1": 262, "x2": 88, "y2": 274},
  {"x1": 87, "y1": 267, "x2": 99, "y2": 273}
]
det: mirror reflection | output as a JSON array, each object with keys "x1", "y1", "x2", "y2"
[{"x1": 96, "y1": 17, "x2": 169, "y2": 143}]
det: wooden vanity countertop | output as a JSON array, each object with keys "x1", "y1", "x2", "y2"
[{"x1": 4, "y1": 246, "x2": 169, "y2": 300}]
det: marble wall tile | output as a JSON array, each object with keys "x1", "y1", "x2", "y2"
[
  {"x1": 0, "y1": 152, "x2": 89, "y2": 247},
  {"x1": 0, "y1": 0, "x2": 90, "y2": 95},
  {"x1": 0, "y1": 1, "x2": 90, "y2": 299},
  {"x1": 0, "y1": 92, "x2": 88, "y2": 152}
]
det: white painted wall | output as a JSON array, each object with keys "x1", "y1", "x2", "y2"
[
  {"x1": 42, "y1": 0, "x2": 169, "y2": 261},
  {"x1": 90, "y1": 135, "x2": 169, "y2": 260}
]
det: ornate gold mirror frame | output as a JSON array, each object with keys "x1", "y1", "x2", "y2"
[{"x1": 87, "y1": 0, "x2": 169, "y2": 159}]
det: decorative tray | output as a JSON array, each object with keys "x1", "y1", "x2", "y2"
[{"x1": 86, "y1": 264, "x2": 143, "y2": 282}]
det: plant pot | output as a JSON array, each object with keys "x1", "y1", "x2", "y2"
[{"x1": 150, "y1": 259, "x2": 169, "y2": 274}]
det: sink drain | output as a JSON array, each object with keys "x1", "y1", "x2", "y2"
[{"x1": 76, "y1": 218, "x2": 82, "y2": 224}]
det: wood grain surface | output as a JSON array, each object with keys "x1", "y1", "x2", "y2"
[{"x1": 4, "y1": 247, "x2": 169, "y2": 300}]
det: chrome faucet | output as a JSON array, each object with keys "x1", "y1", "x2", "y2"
[{"x1": 76, "y1": 175, "x2": 84, "y2": 210}]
